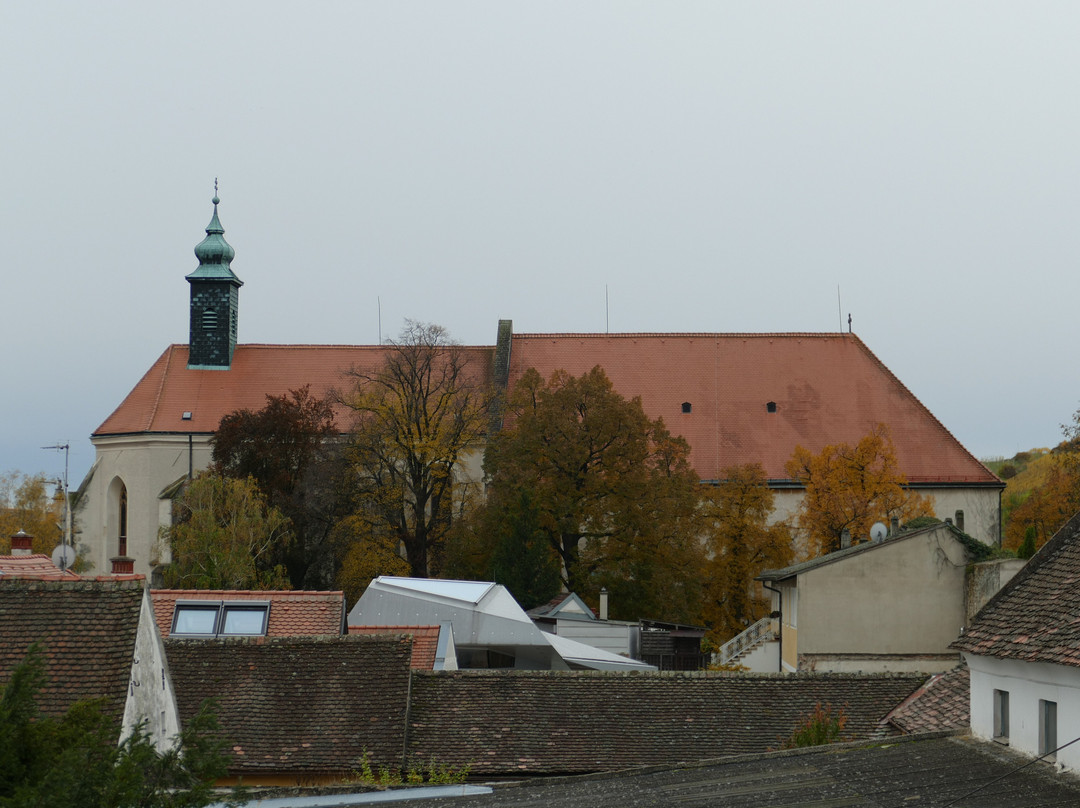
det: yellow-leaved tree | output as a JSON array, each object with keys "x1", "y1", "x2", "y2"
[
  {"x1": 0, "y1": 472, "x2": 63, "y2": 554},
  {"x1": 785, "y1": 424, "x2": 935, "y2": 557},
  {"x1": 701, "y1": 464, "x2": 793, "y2": 646}
]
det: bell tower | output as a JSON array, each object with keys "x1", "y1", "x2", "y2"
[{"x1": 186, "y1": 182, "x2": 243, "y2": 369}]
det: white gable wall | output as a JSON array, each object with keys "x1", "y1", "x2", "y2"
[
  {"x1": 80, "y1": 434, "x2": 212, "y2": 577},
  {"x1": 120, "y1": 589, "x2": 182, "y2": 751},
  {"x1": 967, "y1": 653, "x2": 1080, "y2": 770}
]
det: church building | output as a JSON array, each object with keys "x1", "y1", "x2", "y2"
[{"x1": 76, "y1": 196, "x2": 1003, "y2": 579}]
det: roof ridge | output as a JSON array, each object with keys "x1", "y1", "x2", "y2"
[
  {"x1": 512, "y1": 332, "x2": 851, "y2": 340},
  {"x1": 145, "y1": 344, "x2": 175, "y2": 431},
  {"x1": 847, "y1": 335, "x2": 999, "y2": 485}
]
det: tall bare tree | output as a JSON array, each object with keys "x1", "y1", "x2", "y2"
[{"x1": 341, "y1": 322, "x2": 489, "y2": 579}]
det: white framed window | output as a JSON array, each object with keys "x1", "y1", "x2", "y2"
[
  {"x1": 1039, "y1": 700, "x2": 1058, "y2": 759},
  {"x1": 992, "y1": 689, "x2": 1009, "y2": 743},
  {"x1": 171, "y1": 601, "x2": 270, "y2": 637}
]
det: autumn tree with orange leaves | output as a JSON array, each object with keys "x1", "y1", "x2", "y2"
[
  {"x1": 701, "y1": 464, "x2": 793, "y2": 645},
  {"x1": 785, "y1": 424, "x2": 935, "y2": 557}
]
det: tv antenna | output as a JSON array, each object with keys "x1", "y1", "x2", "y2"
[{"x1": 41, "y1": 443, "x2": 71, "y2": 554}]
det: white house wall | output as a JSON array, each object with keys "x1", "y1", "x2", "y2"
[
  {"x1": 798, "y1": 529, "x2": 968, "y2": 662},
  {"x1": 967, "y1": 653, "x2": 1080, "y2": 771}
]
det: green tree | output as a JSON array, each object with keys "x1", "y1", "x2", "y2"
[
  {"x1": 701, "y1": 464, "x2": 793, "y2": 645},
  {"x1": 160, "y1": 472, "x2": 291, "y2": 589},
  {"x1": 483, "y1": 366, "x2": 704, "y2": 621},
  {"x1": 342, "y1": 322, "x2": 490, "y2": 578},
  {"x1": 0, "y1": 645, "x2": 239, "y2": 808},
  {"x1": 212, "y1": 386, "x2": 348, "y2": 588},
  {"x1": 785, "y1": 424, "x2": 935, "y2": 557},
  {"x1": 489, "y1": 491, "x2": 562, "y2": 610}
]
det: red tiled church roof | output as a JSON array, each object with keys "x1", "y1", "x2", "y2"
[
  {"x1": 94, "y1": 344, "x2": 494, "y2": 437},
  {"x1": 509, "y1": 332, "x2": 997, "y2": 484},
  {"x1": 93, "y1": 332, "x2": 995, "y2": 486},
  {"x1": 151, "y1": 589, "x2": 345, "y2": 638}
]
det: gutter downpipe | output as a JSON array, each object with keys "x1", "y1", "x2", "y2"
[{"x1": 761, "y1": 583, "x2": 783, "y2": 674}]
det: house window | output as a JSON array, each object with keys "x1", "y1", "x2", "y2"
[
  {"x1": 993, "y1": 689, "x2": 1009, "y2": 742},
  {"x1": 1039, "y1": 700, "x2": 1058, "y2": 759},
  {"x1": 171, "y1": 601, "x2": 270, "y2": 637}
]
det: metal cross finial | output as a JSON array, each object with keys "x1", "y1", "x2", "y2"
[
  {"x1": 214, "y1": 177, "x2": 218, "y2": 194},
  {"x1": 848, "y1": 313, "x2": 852, "y2": 332}
]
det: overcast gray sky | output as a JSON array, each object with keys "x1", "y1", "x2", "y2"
[{"x1": 3, "y1": 2, "x2": 1078, "y2": 489}]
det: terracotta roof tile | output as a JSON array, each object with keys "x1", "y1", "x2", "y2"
[
  {"x1": 151, "y1": 589, "x2": 345, "y2": 638},
  {"x1": 510, "y1": 333, "x2": 997, "y2": 484},
  {"x1": 0, "y1": 554, "x2": 81, "y2": 580},
  {"x1": 953, "y1": 511, "x2": 1080, "y2": 665},
  {"x1": 885, "y1": 663, "x2": 970, "y2": 734},
  {"x1": 349, "y1": 625, "x2": 441, "y2": 670},
  {"x1": 406, "y1": 670, "x2": 924, "y2": 775},
  {"x1": 95, "y1": 344, "x2": 494, "y2": 436},
  {"x1": 166, "y1": 635, "x2": 412, "y2": 774},
  {"x1": 0, "y1": 578, "x2": 145, "y2": 736}
]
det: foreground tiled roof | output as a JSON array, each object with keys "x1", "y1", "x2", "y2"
[
  {"x1": 94, "y1": 344, "x2": 494, "y2": 436},
  {"x1": 406, "y1": 670, "x2": 925, "y2": 775},
  {"x1": 166, "y1": 635, "x2": 412, "y2": 774},
  {"x1": 510, "y1": 332, "x2": 997, "y2": 484},
  {"x1": 953, "y1": 510, "x2": 1080, "y2": 666},
  {"x1": 349, "y1": 625, "x2": 441, "y2": 669},
  {"x1": 0, "y1": 554, "x2": 80, "y2": 580},
  {"x1": 885, "y1": 663, "x2": 970, "y2": 734},
  {"x1": 151, "y1": 589, "x2": 345, "y2": 638},
  {"x1": 387, "y1": 735, "x2": 1080, "y2": 807},
  {"x1": 0, "y1": 578, "x2": 144, "y2": 734}
]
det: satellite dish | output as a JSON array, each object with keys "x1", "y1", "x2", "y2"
[
  {"x1": 870, "y1": 522, "x2": 888, "y2": 543},
  {"x1": 51, "y1": 544, "x2": 76, "y2": 571}
]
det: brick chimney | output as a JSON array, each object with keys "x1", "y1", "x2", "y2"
[
  {"x1": 10, "y1": 530, "x2": 33, "y2": 556},
  {"x1": 110, "y1": 556, "x2": 135, "y2": 575}
]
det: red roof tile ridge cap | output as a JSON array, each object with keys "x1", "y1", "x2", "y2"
[
  {"x1": 849, "y1": 335, "x2": 999, "y2": 483},
  {"x1": 151, "y1": 588, "x2": 342, "y2": 597},
  {"x1": 235, "y1": 343, "x2": 494, "y2": 351},
  {"x1": 512, "y1": 331, "x2": 851, "y2": 339},
  {"x1": 145, "y1": 344, "x2": 176, "y2": 431},
  {"x1": 92, "y1": 345, "x2": 179, "y2": 436}
]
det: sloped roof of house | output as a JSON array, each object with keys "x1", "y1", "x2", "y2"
[
  {"x1": 509, "y1": 332, "x2": 996, "y2": 484},
  {"x1": 953, "y1": 510, "x2": 1080, "y2": 666},
  {"x1": 93, "y1": 343, "x2": 494, "y2": 437},
  {"x1": 0, "y1": 553, "x2": 81, "y2": 580},
  {"x1": 0, "y1": 578, "x2": 145, "y2": 733},
  {"x1": 151, "y1": 589, "x2": 345, "y2": 638},
  {"x1": 349, "y1": 625, "x2": 442, "y2": 670},
  {"x1": 757, "y1": 522, "x2": 987, "y2": 582},
  {"x1": 165, "y1": 634, "x2": 412, "y2": 774},
  {"x1": 388, "y1": 735, "x2": 1080, "y2": 807},
  {"x1": 884, "y1": 663, "x2": 970, "y2": 734},
  {"x1": 407, "y1": 670, "x2": 924, "y2": 775}
]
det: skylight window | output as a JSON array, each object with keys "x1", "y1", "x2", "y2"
[{"x1": 171, "y1": 601, "x2": 270, "y2": 637}]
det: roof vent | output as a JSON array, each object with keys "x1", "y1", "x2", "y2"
[
  {"x1": 766, "y1": 401, "x2": 777, "y2": 413},
  {"x1": 681, "y1": 402, "x2": 692, "y2": 414}
]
